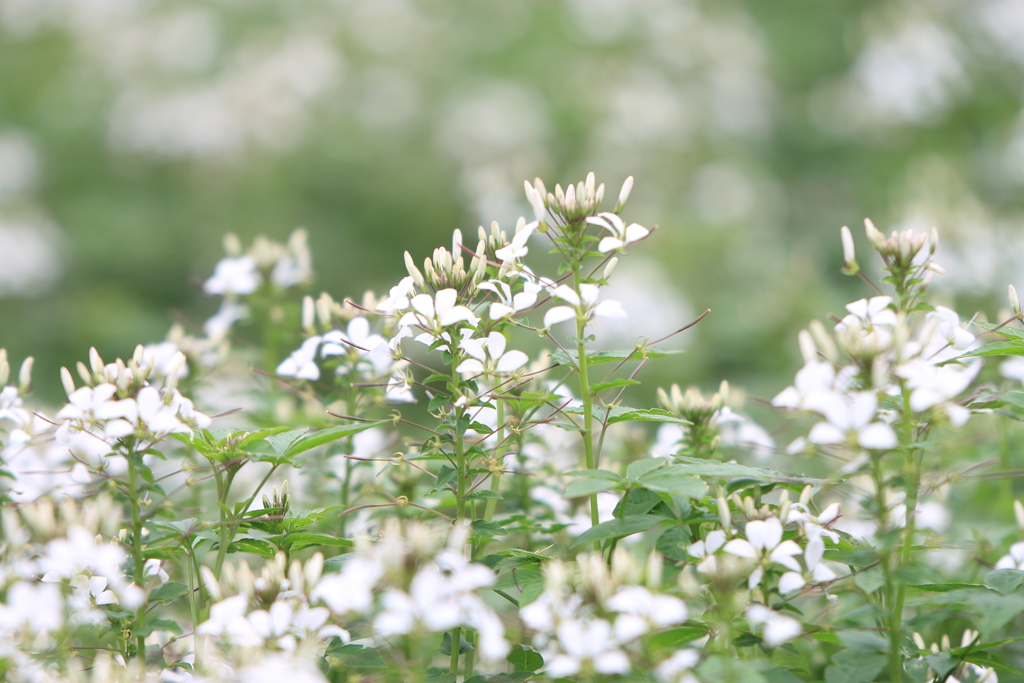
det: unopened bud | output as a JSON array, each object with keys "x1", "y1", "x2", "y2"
[
  {"x1": 799, "y1": 484, "x2": 813, "y2": 506},
  {"x1": 200, "y1": 566, "x2": 222, "y2": 602},
  {"x1": 798, "y1": 330, "x2": 817, "y2": 365},
  {"x1": 925, "y1": 261, "x2": 945, "y2": 275},
  {"x1": 840, "y1": 226, "x2": 858, "y2": 275},
  {"x1": 404, "y1": 251, "x2": 426, "y2": 289},
  {"x1": 302, "y1": 296, "x2": 315, "y2": 333},
  {"x1": 616, "y1": 176, "x2": 634, "y2": 213},
  {"x1": 223, "y1": 233, "x2": 243, "y2": 257},
  {"x1": 1011, "y1": 286, "x2": 1021, "y2": 317},
  {"x1": 565, "y1": 183, "x2": 577, "y2": 213},
  {"x1": 305, "y1": 552, "x2": 324, "y2": 589},
  {"x1": 808, "y1": 320, "x2": 838, "y2": 363},
  {"x1": 89, "y1": 347, "x2": 105, "y2": 377},
  {"x1": 17, "y1": 357, "x2": 33, "y2": 394},
  {"x1": 864, "y1": 218, "x2": 885, "y2": 250},
  {"x1": 76, "y1": 362, "x2": 92, "y2": 387},
  {"x1": 595, "y1": 183, "x2": 606, "y2": 207},
  {"x1": 1015, "y1": 500, "x2": 1024, "y2": 532},
  {"x1": 60, "y1": 367, "x2": 76, "y2": 397},
  {"x1": 603, "y1": 257, "x2": 618, "y2": 280},
  {"x1": 930, "y1": 227, "x2": 938, "y2": 255},
  {"x1": 165, "y1": 352, "x2": 186, "y2": 393},
  {"x1": 645, "y1": 551, "x2": 663, "y2": 590},
  {"x1": 524, "y1": 181, "x2": 547, "y2": 226},
  {"x1": 0, "y1": 358, "x2": 7, "y2": 389},
  {"x1": 452, "y1": 229, "x2": 463, "y2": 257},
  {"x1": 717, "y1": 490, "x2": 731, "y2": 534}
]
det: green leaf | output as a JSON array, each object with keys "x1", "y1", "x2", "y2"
[
  {"x1": 655, "y1": 525, "x2": 692, "y2": 562},
  {"x1": 665, "y1": 457, "x2": 786, "y2": 480},
  {"x1": 149, "y1": 582, "x2": 190, "y2": 604},
  {"x1": 326, "y1": 642, "x2": 387, "y2": 668},
  {"x1": 471, "y1": 520, "x2": 508, "y2": 537},
  {"x1": 607, "y1": 407, "x2": 690, "y2": 426},
  {"x1": 626, "y1": 458, "x2": 666, "y2": 480},
  {"x1": 648, "y1": 625, "x2": 708, "y2": 650},
  {"x1": 984, "y1": 569, "x2": 1024, "y2": 595},
  {"x1": 136, "y1": 618, "x2": 183, "y2": 637},
  {"x1": 924, "y1": 653, "x2": 957, "y2": 678},
  {"x1": 909, "y1": 582, "x2": 980, "y2": 593},
  {"x1": 285, "y1": 533, "x2": 353, "y2": 551},
  {"x1": 590, "y1": 378, "x2": 641, "y2": 394},
  {"x1": 564, "y1": 478, "x2": 620, "y2": 498},
  {"x1": 439, "y1": 631, "x2": 474, "y2": 655},
  {"x1": 228, "y1": 538, "x2": 276, "y2": 558},
  {"x1": 944, "y1": 340, "x2": 1024, "y2": 364},
  {"x1": 563, "y1": 469, "x2": 623, "y2": 481},
  {"x1": 824, "y1": 651, "x2": 887, "y2": 683},
  {"x1": 614, "y1": 487, "x2": 664, "y2": 518},
  {"x1": 285, "y1": 421, "x2": 389, "y2": 457},
  {"x1": 853, "y1": 566, "x2": 886, "y2": 594},
  {"x1": 636, "y1": 467, "x2": 708, "y2": 498},
  {"x1": 507, "y1": 645, "x2": 544, "y2": 672},
  {"x1": 266, "y1": 428, "x2": 308, "y2": 455},
  {"x1": 571, "y1": 515, "x2": 663, "y2": 548},
  {"x1": 973, "y1": 321, "x2": 1024, "y2": 339}
]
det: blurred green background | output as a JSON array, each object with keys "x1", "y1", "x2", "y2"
[{"x1": 1, "y1": 0, "x2": 1022, "y2": 405}]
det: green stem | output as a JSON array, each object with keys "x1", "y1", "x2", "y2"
[
  {"x1": 464, "y1": 629, "x2": 476, "y2": 679},
  {"x1": 341, "y1": 383, "x2": 358, "y2": 537},
  {"x1": 127, "y1": 448, "x2": 147, "y2": 662},
  {"x1": 573, "y1": 268, "x2": 600, "y2": 541},
  {"x1": 449, "y1": 626, "x2": 462, "y2": 676}
]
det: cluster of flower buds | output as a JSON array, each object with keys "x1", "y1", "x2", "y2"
[
  {"x1": 301, "y1": 291, "x2": 380, "y2": 335},
  {"x1": 525, "y1": 173, "x2": 632, "y2": 227},
  {"x1": 61, "y1": 346, "x2": 185, "y2": 398},
  {"x1": 863, "y1": 218, "x2": 943, "y2": 273},
  {"x1": 403, "y1": 229, "x2": 487, "y2": 291},
  {"x1": 261, "y1": 481, "x2": 291, "y2": 518}
]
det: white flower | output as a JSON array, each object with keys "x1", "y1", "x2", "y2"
[
  {"x1": 203, "y1": 300, "x2": 248, "y2": 340},
  {"x1": 772, "y1": 361, "x2": 840, "y2": 410},
  {"x1": 456, "y1": 332, "x2": 529, "y2": 375},
  {"x1": 543, "y1": 283, "x2": 626, "y2": 329},
  {"x1": 56, "y1": 383, "x2": 137, "y2": 444},
  {"x1": 995, "y1": 542, "x2": 1024, "y2": 570},
  {"x1": 398, "y1": 289, "x2": 479, "y2": 343},
  {"x1": 321, "y1": 317, "x2": 391, "y2": 376},
  {"x1": 277, "y1": 336, "x2": 323, "y2": 380},
  {"x1": 312, "y1": 557, "x2": 382, "y2": 615},
  {"x1": 723, "y1": 518, "x2": 803, "y2": 589},
  {"x1": 478, "y1": 279, "x2": 542, "y2": 319},
  {"x1": 586, "y1": 212, "x2": 650, "y2": 253},
  {"x1": 746, "y1": 604, "x2": 802, "y2": 647},
  {"x1": 376, "y1": 276, "x2": 417, "y2": 314},
  {"x1": 198, "y1": 595, "x2": 264, "y2": 647},
  {"x1": 655, "y1": 649, "x2": 701, "y2": 683},
  {"x1": 834, "y1": 296, "x2": 897, "y2": 333},
  {"x1": 807, "y1": 391, "x2": 897, "y2": 450},
  {"x1": 687, "y1": 529, "x2": 727, "y2": 575},
  {"x1": 385, "y1": 372, "x2": 416, "y2": 404},
  {"x1": 546, "y1": 618, "x2": 630, "y2": 677},
  {"x1": 204, "y1": 255, "x2": 260, "y2": 296},
  {"x1": 0, "y1": 581, "x2": 63, "y2": 634},
  {"x1": 136, "y1": 386, "x2": 191, "y2": 438},
  {"x1": 606, "y1": 586, "x2": 688, "y2": 641},
  {"x1": 495, "y1": 222, "x2": 538, "y2": 263},
  {"x1": 778, "y1": 536, "x2": 838, "y2": 594}
]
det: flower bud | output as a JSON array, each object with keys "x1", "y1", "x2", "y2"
[
  {"x1": 808, "y1": 320, "x2": 838, "y2": 364},
  {"x1": 1015, "y1": 500, "x2": 1024, "y2": 532},
  {"x1": 1010, "y1": 286, "x2": 1021, "y2": 316},
  {"x1": 452, "y1": 228, "x2": 463, "y2": 257},
  {"x1": 223, "y1": 233, "x2": 243, "y2": 257},
  {"x1": 302, "y1": 295, "x2": 315, "y2": 333},
  {"x1": 76, "y1": 361, "x2": 92, "y2": 386},
  {"x1": 930, "y1": 227, "x2": 938, "y2": 255},
  {"x1": 18, "y1": 357, "x2": 33, "y2": 395},
  {"x1": 717, "y1": 489, "x2": 731, "y2": 534},
  {"x1": 164, "y1": 352, "x2": 187, "y2": 393},
  {"x1": 0, "y1": 352, "x2": 7, "y2": 388},
  {"x1": 603, "y1": 257, "x2": 618, "y2": 280},
  {"x1": 200, "y1": 566, "x2": 222, "y2": 601},
  {"x1": 595, "y1": 183, "x2": 606, "y2": 207},
  {"x1": 864, "y1": 218, "x2": 886, "y2": 251},
  {"x1": 404, "y1": 251, "x2": 426, "y2": 289},
  {"x1": 799, "y1": 484, "x2": 813, "y2": 506},
  {"x1": 798, "y1": 330, "x2": 817, "y2": 365},
  {"x1": 305, "y1": 552, "x2": 324, "y2": 589},
  {"x1": 89, "y1": 347, "x2": 105, "y2": 378},
  {"x1": 616, "y1": 176, "x2": 634, "y2": 213},
  {"x1": 840, "y1": 226, "x2": 858, "y2": 274},
  {"x1": 60, "y1": 367, "x2": 76, "y2": 397}
]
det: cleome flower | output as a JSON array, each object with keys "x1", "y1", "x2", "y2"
[
  {"x1": 806, "y1": 390, "x2": 897, "y2": 450},
  {"x1": 723, "y1": 517, "x2": 803, "y2": 589},
  {"x1": 604, "y1": 585, "x2": 688, "y2": 641},
  {"x1": 456, "y1": 331, "x2": 529, "y2": 376},
  {"x1": 585, "y1": 211, "x2": 650, "y2": 253},
  {"x1": 543, "y1": 283, "x2": 626, "y2": 329},
  {"x1": 478, "y1": 278, "x2": 543, "y2": 320},
  {"x1": 746, "y1": 604, "x2": 802, "y2": 647},
  {"x1": 397, "y1": 288, "x2": 479, "y2": 344}
]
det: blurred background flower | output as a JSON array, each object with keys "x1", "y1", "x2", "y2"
[{"x1": 1, "y1": 0, "x2": 1022, "y2": 406}]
